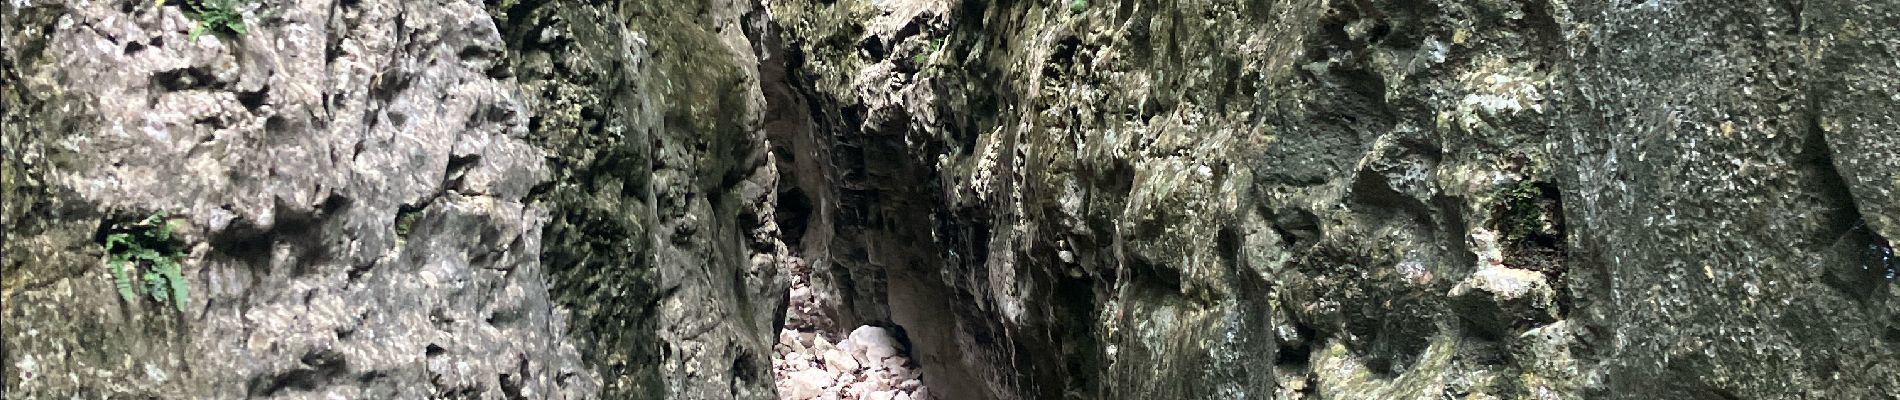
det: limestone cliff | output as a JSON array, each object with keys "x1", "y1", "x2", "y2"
[
  {"x1": 3, "y1": 0, "x2": 784, "y2": 398},
  {"x1": 764, "y1": 0, "x2": 1898, "y2": 399},
  {"x1": 3, "y1": 0, "x2": 1896, "y2": 399}
]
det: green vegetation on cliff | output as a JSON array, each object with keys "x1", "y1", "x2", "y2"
[
  {"x1": 101, "y1": 212, "x2": 188, "y2": 312},
  {"x1": 178, "y1": 0, "x2": 248, "y2": 42}
]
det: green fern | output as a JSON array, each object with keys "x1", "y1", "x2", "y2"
[
  {"x1": 105, "y1": 233, "x2": 137, "y2": 302},
  {"x1": 100, "y1": 212, "x2": 189, "y2": 312},
  {"x1": 145, "y1": 270, "x2": 166, "y2": 302},
  {"x1": 163, "y1": 259, "x2": 189, "y2": 312}
]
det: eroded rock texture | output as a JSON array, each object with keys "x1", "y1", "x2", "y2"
[
  {"x1": 3, "y1": 0, "x2": 1896, "y2": 398},
  {"x1": 2, "y1": 0, "x2": 593, "y2": 396},
  {"x1": 3, "y1": 0, "x2": 784, "y2": 398},
  {"x1": 764, "y1": 0, "x2": 1899, "y2": 399},
  {"x1": 493, "y1": 0, "x2": 789, "y2": 397}
]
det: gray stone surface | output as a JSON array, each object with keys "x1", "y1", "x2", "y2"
[
  {"x1": 2, "y1": 0, "x2": 596, "y2": 397},
  {"x1": 3, "y1": 0, "x2": 785, "y2": 398},
  {"x1": 494, "y1": 0, "x2": 790, "y2": 397},
  {"x1": 4, "y1": 0, "x2": 1896, "y2": 398},
  {"x1": 1562, "y1": 0, "x2": 1900, "y2": 397},
  {"x1": 763, "y1": 0, "x2": 1899, "y2": 399}
]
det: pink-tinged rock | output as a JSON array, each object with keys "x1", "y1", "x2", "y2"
[
  {"x1": 1449, "y1": 266, "x2": 1559, "y2": 337},
  {"x1": 847, "y1": 381, "x2": 881, "y2": 396},
  {"x1": 824, "y1": 348, "x2": 861, "y2": 371},
  {"x1": 848, "y1": 326, "x2": 901, "y2": 359},
  {"x1": 785, "y1": 369, "x2": 835, "y2": 400}
]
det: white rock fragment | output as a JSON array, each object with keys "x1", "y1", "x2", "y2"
[
  {"x1": 824, "y1": 348, "x2": 861, "y2": 371},
  {"x1": 774, "y1": 256, "x2": 933, "y2": 400},
  {"x1": 786, "y1": 369, "x2": 835, "y2": 399},
  {"x1": 848, "y1": 326, "x2": 901, "y2": 359}
]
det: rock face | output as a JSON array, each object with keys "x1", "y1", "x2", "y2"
[
  {"x1": 3, "y1": 0, "x2": 784, "y2": 398},
  {"x1": 1562, "y1": 0, "x2": 1900, "y2": 397},
  {"x1": 3, "y1": 0, "x2": 595, "y2": 397},
  {"x1": 3, "y1": 0, "x2": 1897, "y2": 399},
  {"x1": 494, "y1": 0, "x2": 789, "y2": 398},
  {"x1": 762, "y1": 0, "x2": 1899, "y2": 399}
]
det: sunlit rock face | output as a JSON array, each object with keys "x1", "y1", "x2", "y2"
[
  {"x1": 2, "y1": 0, "x2": 595, "y2": 397},
  {"x1": 762, "y1": 0, "x2": 1899, "y2": 399},
  {"x1": 3, "y1": 0, "x2": 1896, "y2": 398},
  {"x1": 3, "y1": 0, "x2": 784, "y2": 398}
]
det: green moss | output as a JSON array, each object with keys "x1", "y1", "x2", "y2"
[
  {"x1": 911, "y1": 38, "x2": 945, "y2": 69},
  {"x1": 394, "y1": 206, "x2": 423, "y2": 239},
  {"x1": 0, "y1": 159, "x2": 15, "y2": 300},
  {"x1": 770, "y1": 0, "x2": 879, "y2": 99},
  {"x1": 494, "y1": 1, "x2": 769, "y2": 397},
  {"x1": 1499, "y1": 179, "x2": 1545, "y2": 242},
  {"x1": 1, "y1": 157, "x2": 14, "y2": 209}
]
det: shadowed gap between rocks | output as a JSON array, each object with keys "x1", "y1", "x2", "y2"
[{"x1": 756, "y1": 16, "x2": 974, "y2": 399}]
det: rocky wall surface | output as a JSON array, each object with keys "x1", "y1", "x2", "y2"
[
  {"x1": 2, "y1": 0, "x2": 785, "y2": 398},
  {"x1": 764, "y1": 0, "x2": 1898, "y2": 399},
  {"x1": 3, "y1": 0, "x2": 1895, "y2": 398},
  {"x1": 492, "y1": 0, "x2": 789, "y2": 397},
  {"x1": 1, "y1": 0, "x2": 595, "y2": 396}
]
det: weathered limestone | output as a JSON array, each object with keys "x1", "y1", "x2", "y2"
[
  {"x1": 763, "y1": 0, "x2": 1900, "y2": 399},
  {"x1": 3, "y1": 0, "x2": 1894, "y2": 398},
  {"x1": 3, "y1": 0, "x2": 785, "y2": 398}
]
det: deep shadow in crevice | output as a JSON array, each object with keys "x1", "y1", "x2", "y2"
[
  {"x1": 1798, "y1": 110, "x2": 1896, "y2": 302},
  {"x1": 151, "y1": 66, "x2": 225, "y2": 92},
  {"x1": 205, "y1": 194, "x2": 349, "y2": 279},
  {"x1": 248, "y1": 349, "x2": 350, "y2": 397},
  {"x1": 1270, "y1": 207, "x2": 1323, "y2": 253},
  {"x1": 1274, "y1": 322, "x2": 1317, "y2": 368}
]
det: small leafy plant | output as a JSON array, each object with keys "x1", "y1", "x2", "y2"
[
  {"x1": 177, "y1": 0, "x2": 249, "y2": 43},
  {"x1": 103, "y1": 212, "x2": 190, "y2": 312},
  {"x1": 912, "y1": 38, "x2": 943, "y2": 66}
]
